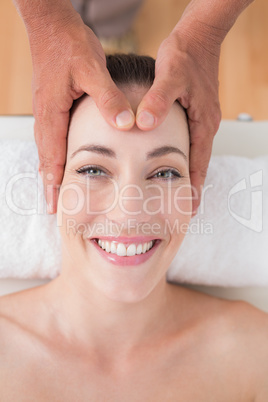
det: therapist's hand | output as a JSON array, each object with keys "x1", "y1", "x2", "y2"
[
  {"x1": 136, "y1": 29, "x2": 221, "y2": 216},
  {"x1": 28, "y1": 13, "x2": 135, "y2": 213}
]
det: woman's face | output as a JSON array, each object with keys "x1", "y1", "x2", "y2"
[{"x1": 58, "y1": 86, "x2": 191, "y2": 302}]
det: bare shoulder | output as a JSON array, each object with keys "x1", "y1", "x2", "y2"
[
  {"x1": 0, "y1": 287, "x2": 56, "y2": 366},
  {"x1": 213, "y1": 296, "x2": 268, "y2": 333},
  {"x1": 168, "y1": 286, "x2": 268, "y2": 400},
  {"x1": 0, "y1": 291, "x2": 55, "y2": 399},
  {"x1": 228, "y1": 300, "x2": 268, "y2": 402},
  {"x1": 0, "y1": 289, "x2": 34, "y2": 327},
  {"x1": 0, "y1": 291, "x2": 32, "y2": 357},
  {"x1": 204, "y1": 296, "x2": 268, "y2": 401},
  {"x1": 0, "y1": 292, "x2": 28, "y2": 383},
  {"x1": 0, "y1": 292, "x2": 22, "y2": 340},
  {"x1": 180, "y1": 285, "x2": 268, "y2": 337},
  {"x1": 0, "y1": 286, "x2": 50, "y2": 333},
  {"x1": 197, "y1": 292, "x2": 268, "y2": 359},
  {"x1": 225, "y1": 299, "x2": 268, "y2": 355},
  {"x1": 0, "y1": 288, "x2": 51, "y2": 360}
]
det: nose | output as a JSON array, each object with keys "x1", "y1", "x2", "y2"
[{"x1": 105, "y1": 182, "x2": 152, "y2": 225}]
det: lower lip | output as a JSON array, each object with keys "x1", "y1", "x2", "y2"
[{"x1": 89, "y1": 239, "x2": 162, "y2": 266}]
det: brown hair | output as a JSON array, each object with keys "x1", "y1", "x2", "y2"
[
  {"x1": 73, "y1": 54, "x2": 187, "y2": 134},
  {"x1": 105, "y1": 54, "x2": 188, "y2": 139},
  {"x1": 106, "y1": 53, "x2": 155, "y2": 87},
  {"x1": 71, "y1": 54, "x2": 156, "y2": 113}
]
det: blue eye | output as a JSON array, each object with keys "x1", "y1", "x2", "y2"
[
  {"x1": 152, "y1": 168, "x2": 182, "y2": 180},
  {"x1": 76, "y1": 166, "x2": 182, "y2": 181},
  {"x1": 76, "y1": 165, "x2": 106, "y2": 177}
]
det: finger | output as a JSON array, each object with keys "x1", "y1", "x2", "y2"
[
  {"x1": 80, "y1": 67, "x2": 135, "y2": 131},
  {"x1": 34, "y1": 110, "x2": 68, "y2": 214},
  {"x1": 136, "y1": 75, "x2": 179, "y2": 131},
  {"x1": 189, "y1": 112, "x2": 220, "y2": 216},
  {"x1": 189, "y1": 137, "x2": 213, "y2": 217}
]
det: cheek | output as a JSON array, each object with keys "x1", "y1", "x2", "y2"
[
  {"x1": 86, "y1": 180, "x2": 119, "y2": 214},
  {"x1": 143, "y1": 182, "x2": 192, "y2": 219},
  {"x1": 158, "y1": 184, "x2": 192, "y2": 265},
  {"x1": 57, "y1": 180, "x2": 119, "y2": 234},
  {"x1": 170, "y1": 184, "x2": 192, "y2": 219},
  {"x1": 57, "y1": 183, "x2": 86, "y2": 232},
  {"x1": 162, "y1": 183, "x2": 192, "y2": 237}
]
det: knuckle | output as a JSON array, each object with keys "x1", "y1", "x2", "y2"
[
  {"x1": 38, "y1": 147, "x2": 65, "y2": 171},
  {"x1": 38, "y1": 156, "x2": 54, "y2": 171},
  {"x1": 39, "y1": 156, "x2": 65, "y2": 172},
  {"x1": 198, "y1": 166, "x2": 209, "y2": 179},
  {"x1": 99, "y1": 88, "x2": 122, "y2": 108},
  {"x1": 190, "y1": 165, "x2": 208, "y2": 181},
  {"x1": 34, "y1": 100, "x2": 53, "y2": 126},
  {"x1": 146, "y1": 88, "x2": 170, "y2": 114},
  {"x1": 190, "y1": 103, "x2": 221, "y2": 140},
  {"x1": 212, "y1": 107, "x2": 222, "y2": 134},
  {"x1": 166, "y1": 59, "x2": 181, "y2": 79},
  {"x1": 206, "y1": 109, "x2": 221, "y2": 139}
]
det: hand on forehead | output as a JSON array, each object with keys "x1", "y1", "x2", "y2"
[{"x1": 67, "y1": 86, "x2": 190, "y2": 166}]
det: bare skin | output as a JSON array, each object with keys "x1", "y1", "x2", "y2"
[
  {"x1": 13, "y1": 0, "x2": 254, "y2": 214},
  {"x1": 1, "y1": 80, "x2": 267, "y2": 401},
  {"x1": 0, "y1": 283, "x2": 268, "y2": 401}
]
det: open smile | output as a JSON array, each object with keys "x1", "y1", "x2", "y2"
[{"x1": 89, "y1": 237, "x2": 162, "y2": 266}]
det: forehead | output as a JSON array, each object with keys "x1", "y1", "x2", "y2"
[{"x1": 67, "y1": 87, "x2": 189, "y2": 159}]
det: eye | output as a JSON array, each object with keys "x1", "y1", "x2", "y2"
[
  {"x1": 151, "y1": 168, "x2": 183, "y2": 180},
  {"x1": 76, "y1": 165, "x2": 108, "y2": 178}
]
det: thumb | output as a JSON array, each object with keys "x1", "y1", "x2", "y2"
[
  {"x1": 82, "y1": 69, "x2": 135, "y2": 131},
  {"x1": 136, "y1": 76, "x2": 179, "y2": 130}
]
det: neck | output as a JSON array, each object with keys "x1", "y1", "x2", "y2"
[{"x1": 42, "y1": 263, "x2": 181, "y2": 362}]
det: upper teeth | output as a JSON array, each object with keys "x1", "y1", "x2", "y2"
[{"x1": 97, "y1": 239, "x2": 154, "y2": 256}]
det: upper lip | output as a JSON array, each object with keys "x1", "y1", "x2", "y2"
[{"x1": 90, "y1": 236, "x2": 160, "y2": 243}]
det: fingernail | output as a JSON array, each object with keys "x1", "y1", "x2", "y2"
[
  {"x1": 115, "y1": 110, "x2": 134, "y2": 128},
  {"x1": 137, "y1": 111, "x2": 155, "y2": 128}
]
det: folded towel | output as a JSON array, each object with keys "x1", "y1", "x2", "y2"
[
  {"x1": 0, "y1": 140, "x2": 61, "y2": 279},
  {"x1": 0, "y1": 139, "x2": 267, "y2": 286},
  {"x1": 167, "y1": 154, "x2": 268, "y2": 286}
]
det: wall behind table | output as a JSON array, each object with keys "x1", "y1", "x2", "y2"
[
  {"x1": 1, "y1": 0, "x2": 268, "y2": 119},
  {"x1": 0, "y1": 0, "x2": 32, "y2": 115},
  {"x1": 134, "y1": 0, "x2": 268, "y2": 120}
]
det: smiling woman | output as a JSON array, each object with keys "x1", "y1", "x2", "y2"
[
  {"x1": 0, "y1": 54, "x2": 268, "y2": 401},
  {"x1": 58, "y1": 66, "x2": 190, "y2": 303}
]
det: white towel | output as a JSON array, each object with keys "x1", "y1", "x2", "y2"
[
  {"x1": 167, "y1": 154, "x2": 268, "y2": 286},
  {"x1": 0, "y1": 139, "x2": 267, "y2": 286},
  {"x1": 0, "y1": 140, "x2": 61, "y2": 279}
]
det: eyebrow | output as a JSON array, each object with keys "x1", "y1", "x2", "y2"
[
  {"x1": 71, "y1": 144, "x2": 187, "y2": 161},
  {"x1": 146, "y1": 146, "x2": 187, "y2": 161},
  {"x1": 71, "y1": 144, "x2": 116, "y2": 159}
]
